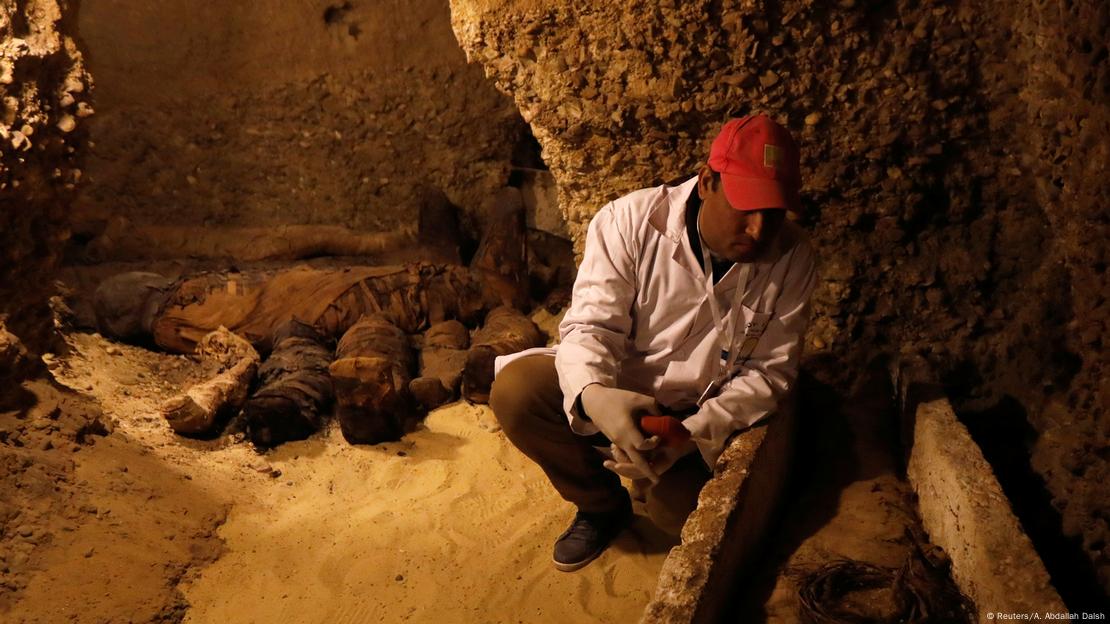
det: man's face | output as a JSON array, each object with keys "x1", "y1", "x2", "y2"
[{"x1": 696, "y1": 166, "x2": 786, "y2": 263}]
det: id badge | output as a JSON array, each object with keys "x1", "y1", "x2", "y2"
[{"x1": 745, "y1": 315, "x2": 770, "y2": 338}]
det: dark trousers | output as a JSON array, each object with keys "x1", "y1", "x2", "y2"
[{"x1": 490, "y1": 355, "x2": 710, "y2": 534}]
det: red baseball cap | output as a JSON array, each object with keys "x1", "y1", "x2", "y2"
[{"x1": 707, "y1": 115, "x2": 801, "y2": 211}]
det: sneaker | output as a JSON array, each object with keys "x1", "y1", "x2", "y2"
[{"x1": 552, "y1": 498, "x2": 632, "y2": 572}]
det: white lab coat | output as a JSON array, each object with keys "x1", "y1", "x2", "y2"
[{"x1": 498, "y1": 176, "x2": 818, "y2": 467}]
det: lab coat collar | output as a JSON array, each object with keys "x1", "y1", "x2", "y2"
[
  {"x1": 647, "y1": 176, "x2": 702, "y2": 279},
  {"x1": 660, "y1": 175, "x2": 699, "y2": 238}
]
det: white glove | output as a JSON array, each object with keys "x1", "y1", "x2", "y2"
[
  {"x1": 604, "y1": 438, "x2": 698, "y2": 481},
  {"x1": 580, "y1": 383, "x2": 660, "y2": 483},
  {"x1": 603, "y1": 440, "x2": 659, "y2": 480}
]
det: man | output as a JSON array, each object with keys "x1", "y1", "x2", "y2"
[{"x1": 490, "y1": 114, "x2": 818, "y2": 572}]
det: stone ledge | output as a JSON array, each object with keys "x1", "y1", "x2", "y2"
[
  {"x1": 893, "y1": 359, "x2": 1066, "y2": 617},
  {"x1": 641, "y1": 404, "x2": 796, "y2": 623}
]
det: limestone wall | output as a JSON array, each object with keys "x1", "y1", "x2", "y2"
[
  {"x1": 1010, "y1": 0, "x2": 1109, "y2": 597},
  {"x1": 74, "y1": 0, "x2": 527, "y2": 237},
  {"x1": 0, "y1": 0, "x2": 91, "y2": 350},
  {"x1": 449, "y1": 0, "x2": 1109, "y2": 593}
]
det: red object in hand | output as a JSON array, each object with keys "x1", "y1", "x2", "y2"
[{"x1": 639, "y1": 416, "x2": 691, "y2": 448}]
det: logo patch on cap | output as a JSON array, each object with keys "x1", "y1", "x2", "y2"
[{"x1": 763, "y1": 144, "x2": 782, "y2": 169}]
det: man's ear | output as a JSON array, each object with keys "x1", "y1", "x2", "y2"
[{"x1": 696, "y1": 165, "x2": 713, "y2": 198}]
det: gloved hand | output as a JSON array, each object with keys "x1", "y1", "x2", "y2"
[
  {"x1": 580, "y1": 383, "x2": 660, "y2": 482},
  {"x1": 604, "y1": 439, "x2": 660, "y2": 481},
  {"x1": 605, "y1": 437, "x2": 698, "y2": 480}
]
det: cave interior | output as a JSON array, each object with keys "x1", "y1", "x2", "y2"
[{"x1": 0, "y1": 0, "x2": 1106, "y2": 622}]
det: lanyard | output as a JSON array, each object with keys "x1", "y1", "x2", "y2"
[{"x1": 701, "y1": 251, "x2": 751, "y2": 381}]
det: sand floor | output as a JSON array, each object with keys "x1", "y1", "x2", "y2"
[
  {"x1": 22, "y1": 331, "x2": 670, "y2": 623},
  {"x1": 182, "y1": 404, "x2": 673, "y2": 624},
  {"x1": 4, "y1": 249, "x2": 992, "y2": 622},
  {"x1": 732, "y1": 366, "x2": 934, "y2": 621},
  {"x1": 12, "y1": 329, "x2": 952, "y2": 623}
]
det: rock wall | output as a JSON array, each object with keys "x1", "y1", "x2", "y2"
[
  {"x1": 1010, "y1": 0, "x2": 1110, "y2": 599},
  {"x1": 74, "y1": 0, "x2": 527, "y2": 238},
  {"x1": 449, "y1": 0, "x2": 1109, "y2": 593},
  {"x1": 1, "y1": 1, "x2": 101, "y2": 610},
  {"x1": 0, "y1": 0, "x2": 90, "y2": 351}
]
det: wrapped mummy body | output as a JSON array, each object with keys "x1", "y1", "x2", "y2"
[
  {"x1": 410, "y1": 320, "x2": 470, "y2": 410},
  {"x1": 244, "y1": 320, "x2": 334, "y2": 449},
  {"x1": 461, "y1": 307, "x2": 544, "y2": 403},
  {"x1": 329, "y1": 315, "x2": 418, "y2": 444}
]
